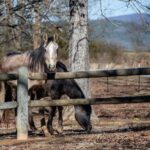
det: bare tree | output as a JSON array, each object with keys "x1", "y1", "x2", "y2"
[
  {"x1": 69, "y1": 0, "x2": 90, "y2": 97},
  {"x1": 4, "y1": 0, "x2": 22, "y2": 51},
  {"x1": 33, "y1": 3, "x2": 41, "y2": 49},
  {"x1": 62, "y1": 0, "x2": 100, "y2": 121}
]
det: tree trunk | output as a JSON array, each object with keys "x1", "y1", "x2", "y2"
[
  {"x1": 5, "y1": 0, "x2": 22, "y2": 51},
  {"x1": 69, "y1": 0, "x2": 90, "y2": 97},
  {"x1": 33, "y1": 4, "x2": 40, "y2": 49},
  {"x1": 63, "y1": 0, "x2": 98, "y2": 122},
  {"x1": 63, "y1": 0, "x2": 90, "y2": 122}
]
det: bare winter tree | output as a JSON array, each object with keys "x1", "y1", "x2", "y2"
[
  {"x1": 69, "y1": 0, "x2": 90, "y2": 97},
  {"x1": 0, "y1": 0, "x2": 65, "y2": 53},
  {"x1": 62, "y1": 0, "x2": 99, "y2": 121},
  {"x1": 33, "y1": 3, "x2": 41, "y2": 49},
  {"x1": 4, "y1": 0, "x2": 22, "y2": 51}
]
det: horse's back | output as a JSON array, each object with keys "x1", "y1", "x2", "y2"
[
  {"x1": 0, "y1": 51, "x2": 28, "y2": 73},
  {"x1": 6, "y1": 51, "x2": 22, "y2": 56}
]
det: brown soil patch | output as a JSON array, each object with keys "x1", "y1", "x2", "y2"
[{"x1": 0, "y1": 76, "x2": 150, "y2": 149}]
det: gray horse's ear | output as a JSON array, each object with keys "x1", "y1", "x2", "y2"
[
  {"x1": 42, "y1": 33, "x2": 48, "y2": 47},
  {"x1": 53, "y1": 33, "x2": 58, "y2": 42}
]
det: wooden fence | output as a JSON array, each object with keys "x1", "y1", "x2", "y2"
[{"x1": 0, "y1": 67, "x2": 150, "y2": 140}]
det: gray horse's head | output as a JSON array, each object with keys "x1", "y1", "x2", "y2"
[{"x1": 42, "y1": 34, "x2": 59, "y2": 71}]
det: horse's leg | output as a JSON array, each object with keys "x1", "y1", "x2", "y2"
[
  {"x1": 28, "y1": 108, "x2": 37, "y2": 131},
  {"x1": 2, "y1": 110, "x2": 10, "y2": 128},
  {"x1": 12, "y1": 86, "x2": 17, "y2": 125},
  {"x1": 1, "y1": 82, "x2": 12, "y2": 127},
  {"x1": 0, "y1": 82, "x2": 5, "y2": 124},
  {"x1": 28, "y1": 89, "x2": 39, "y2": 132},
  {"x1": 57, "y1": 106, "x2": 63, "y2": 134},
  {"x1": 47, "y1": 106, "x2": 56, "y2": 135},
  {"x1": 39, "y1": 108, "x2": 50, "y2": 137}
]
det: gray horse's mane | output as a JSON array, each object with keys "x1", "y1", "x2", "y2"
[
  {"x1": 28, "y1": 36, "x2": 54, "y2": 72},
  {"x1": 28, "y1": 46, "x2": 46, "y2": 71}
]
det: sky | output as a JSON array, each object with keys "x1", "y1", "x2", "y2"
[{"x1": 89, "y1": 0, "x2": 150, "y2": 20}]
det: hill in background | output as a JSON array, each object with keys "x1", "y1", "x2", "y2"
[{"x1": 89, "y1": 13, "x2": 150, "y2": 51}]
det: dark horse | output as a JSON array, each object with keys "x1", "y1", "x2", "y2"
[
  {"x1": 3, "y1": 61, "x2": 92, "y2": 135},
  {"x1": 28, "y1": 61, "x2": 92, "y2": 135},
  {"x1": 4, "y1": 60, "x2": 92, "y2": 135}
]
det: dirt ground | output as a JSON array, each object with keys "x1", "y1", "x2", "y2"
[{"x1": 0, "y1": 76, "x2": 150, "y2": 149}]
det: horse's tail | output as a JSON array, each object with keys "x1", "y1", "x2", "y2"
[
  {"x1": 0, "y1": 81, "x2": 6, "y2": 122},
  {"x1": 74, "y1": 105, "x2": 92, "y2": 133}
]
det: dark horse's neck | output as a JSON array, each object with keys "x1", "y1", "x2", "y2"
[
  {"x1": 56, "y1": 61, "x2": 68, "y2": 72},
  {"x1": 51, "y1": 61, "x2": 85, "y2": 99}
]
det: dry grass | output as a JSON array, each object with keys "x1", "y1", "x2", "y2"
[{"x1": 90, "y1": 52, "x2": 150, "y2": 70}]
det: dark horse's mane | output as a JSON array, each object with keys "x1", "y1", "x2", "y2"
[
  {"x1": 55, "y1": 61, "x2": 85, "y2": 99},
  {"x1": 28, "y1": 36, "x2": 54, "y2": 72},
  {"x1": 56, "y1": 61, "x2": 68, "y2": 72}
]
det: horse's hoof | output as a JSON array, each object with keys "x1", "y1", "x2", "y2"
[
  {"x1": 31, "y1": 127, "x2": 37, "y2": 132},
  {"x1": 41, "y1": 125, "x2": 51, "y2": 137},
  {"x1": 33, "y1": 130, "x2": 42, "y2": 135},
  {"x1": 48, "y1": 128, "x2": 54, "y2": 135},
  {"x1": 85, "y1": 125, "x2": 92, "y2": 134},
  {"x1": 44, "y1": 131, "x2": 51, "y2": 137},
  {"x1": 57, "y1": 126, "x2": 63, "y2": 134},
  {"x1": 53, "y1": 129, "x2": 62, "y2": 135},
  {"x1": 49, "y1": 130, "x2": 54, "y2": 135}
]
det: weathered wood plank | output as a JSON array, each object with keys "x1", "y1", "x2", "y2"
[
  {"x1": 0, "y1": 95, "x2": 149, "y2": 110},
  {"x1": 17, "y1": 67, "x2": 28, "y2": 140},
  {"x1": 0, "y1": 101, "x2": 17, "y2": 110},
  {"x1": 0, "y1": 67, "x2": 149, "y2": 81},
  {"x1": 29, "y1": 95, "x2": 150, "y2": 107},
  {"x1": 0, "y1": 73, "x2": 18, "y2": 81},
  {"x1": 29, "y1": 67, "x2": 150, "y2": 80}
]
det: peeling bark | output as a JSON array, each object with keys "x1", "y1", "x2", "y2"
[{"x1": 69, "y1": 0, "x2": 90, "y2": 97}]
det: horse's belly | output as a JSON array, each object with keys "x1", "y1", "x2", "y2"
[
  {"x1": 28, "y1": 80, "x2": 45, "y2": 89},
  {"x1": 6, "y1": 80, "x2": 45, "y2": 90}
]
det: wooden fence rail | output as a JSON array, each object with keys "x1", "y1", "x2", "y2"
[
  {"x1": 0, "y1": 67, "x2": 150, "y2": 81},
  {"x1": 29, "y1": 95, "x2": 150, "y2": 107},
  {"x1": 0, "y1": 67, "x2": 150, "y2": 140},
  {"x1": 0, "y1": 101, "x2": 17, "y2": 109},
  {"x1": 0, "y1": 95, "x2": 150, "y2": 110},
  {"x1": 29, "y1": 67, "x2": 150, "y2": 80}
]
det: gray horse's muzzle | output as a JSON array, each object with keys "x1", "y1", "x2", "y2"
[{"x1": 48, "y1": 64, "x2": 56, "y2": 71}]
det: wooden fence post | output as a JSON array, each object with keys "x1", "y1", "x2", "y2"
[{"x1": 17, "y1": 67, "x2": 28, "y2": 140}]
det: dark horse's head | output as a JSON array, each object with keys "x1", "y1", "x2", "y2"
[
  {"x1": 51, "y1": 61, "x2": 92, "y2": 133},
  {"x1": 29, "y1": 33, "x2": 59, "y2": 72}
]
